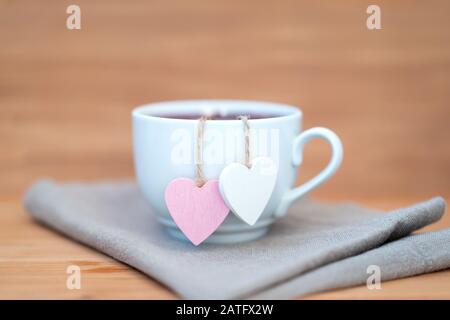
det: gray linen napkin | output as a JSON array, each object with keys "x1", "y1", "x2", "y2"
[{"x1": 23, "y1": 179, "x2": 449, "y2": 299}]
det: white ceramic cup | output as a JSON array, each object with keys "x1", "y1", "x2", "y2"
[{"x1": 132, "y1": 100, "x2": 343, "y2": 243}]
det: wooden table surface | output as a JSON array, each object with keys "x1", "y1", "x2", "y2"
[{"x1": 1, "y1": 0, "x2": 449, "y2": 299}]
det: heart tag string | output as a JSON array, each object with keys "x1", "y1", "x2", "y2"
[
  {"x1": 164, "y1": 115, "x2": 230, "y2": 246},
  {"x1": 238, "y1": 115, "x2": 251, "y2": 169},
  {"x1": 219, "y1": 115, "x2": 278, "y2": 225},
  {"x1": 195, "y1": 115, "x2": 208, "y2": 187}
]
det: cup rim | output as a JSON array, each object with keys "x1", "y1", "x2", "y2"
[{"x1": 132, "y1": 99, "x2": 302, "y2": 123}]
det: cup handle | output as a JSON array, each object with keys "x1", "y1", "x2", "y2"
[{"x1": 274, "y1": 127, "x2": 343, "y2": 218}]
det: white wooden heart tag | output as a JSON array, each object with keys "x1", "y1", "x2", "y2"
[{"x1": 219, "y1": 157, "x2": 277, "y2": 225}]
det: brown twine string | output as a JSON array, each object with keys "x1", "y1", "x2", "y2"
[
  {"x1": 195, "y1": 116, "x2": 208, "y2": 187},
  {"x1": 238, "y1": 115, "x2": 251, "y2": 168}
]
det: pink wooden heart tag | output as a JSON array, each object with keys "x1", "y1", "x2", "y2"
[{"x1": 164, "y1": 178, "x2": 230, "y2": 245}]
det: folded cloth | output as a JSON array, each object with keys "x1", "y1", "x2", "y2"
[{"x1": 23, "y1": 179, "x2": 449, "y2": 299}]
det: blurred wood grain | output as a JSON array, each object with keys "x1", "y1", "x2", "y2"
[{"x1": 0, "y1": 0, "x2": 449, "y2": 299}]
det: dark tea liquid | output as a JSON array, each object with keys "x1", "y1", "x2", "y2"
[{"x1": 151, "y1": 113, "x2": 281, "y2": 120}]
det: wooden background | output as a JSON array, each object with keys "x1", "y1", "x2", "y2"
[{"x1": 1, "y1": 0, "x2": 449, "y2": 299}]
